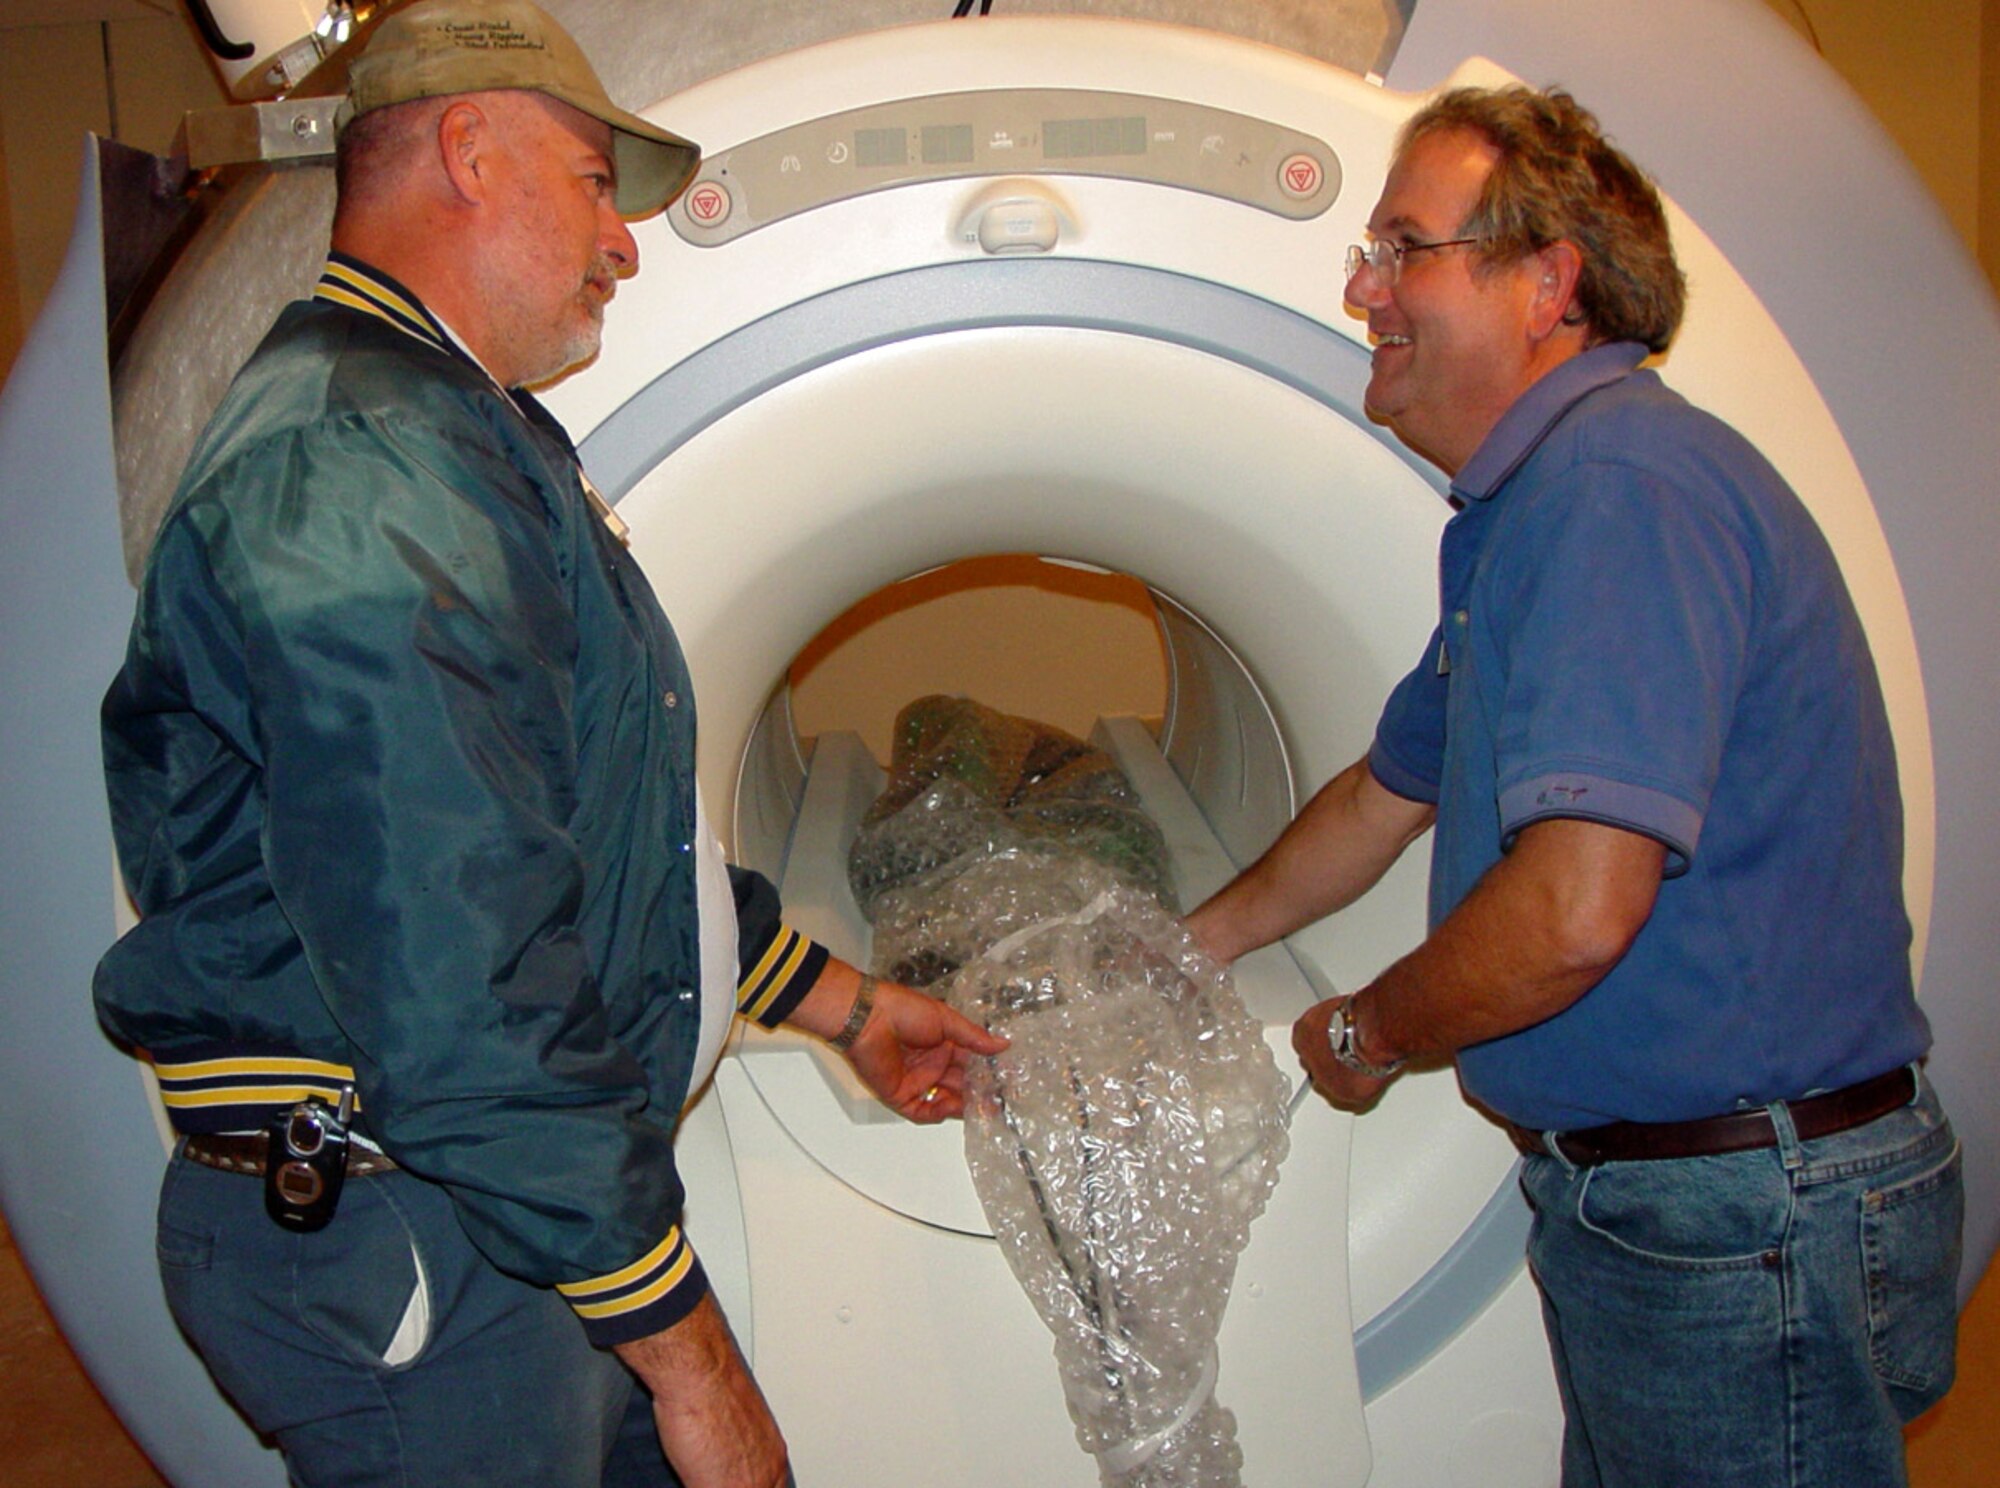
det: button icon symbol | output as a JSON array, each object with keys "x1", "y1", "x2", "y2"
[
  {"x1": 686, "y1": 181, "x2": 731, "y2": 224},
  {"x1": 827, "y1": 141, "x2": 850, "y2": 164},
  {"x1": 780, "y1": 154, "x2": 801, "y2": 174},
  {"x1": 1278, "y1": 152, "x2": 1324, "y2": 199}
]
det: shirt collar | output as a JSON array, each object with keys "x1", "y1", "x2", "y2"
[{"x1": 1451, "y1": 341, "x2": 1650, "y2": 503}]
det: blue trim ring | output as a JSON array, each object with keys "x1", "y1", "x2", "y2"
[
  {"x1": 1354, "y1": 1160, "x2": 1533, "y2": 1400},
  {"x1": 579, "y1": 257, "x2": 1440, "y2": 506}
]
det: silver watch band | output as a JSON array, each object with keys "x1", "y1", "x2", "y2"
[
  {"x1": 828, "y1": 973, "x2": 877, "y2": 1052},
  {"x1": 1328, "y1": 996, "x2": 1404, "y2": 1079}
]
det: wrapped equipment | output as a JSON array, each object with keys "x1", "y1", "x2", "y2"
[{"x1": 853, "y1": 698, "x2": 1291, "y2": 1485}]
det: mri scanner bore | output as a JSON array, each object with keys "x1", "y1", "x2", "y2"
[{"x1": 4, "y1": 5, "x2": 1999, "y2": 1488}]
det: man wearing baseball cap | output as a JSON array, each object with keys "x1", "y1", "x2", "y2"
[{"x1": 93, "y1": 4, "x2": 1004, "y2": 1485}]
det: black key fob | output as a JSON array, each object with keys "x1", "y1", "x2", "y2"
[{"x1": 264, "y1": 1093, "x2": 352, "y2": 1232}]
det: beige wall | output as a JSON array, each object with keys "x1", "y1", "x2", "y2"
[
  {"x1": 0, "y1": 5, "x2": 222, "y2": 382},
  {"x1": 789, "y1": 556, "x2": 1167, "y2": 762},
  {"x1": 1761, "y1": 0, "x2": 1995, "y2": 289},
  {"x1": 0, "y1": 99, "x2": 20, "y2": 373},
  {"x1": 1762, "y1": 1, "x2": 1982, "y2": 244},
  {"x1": 1986, "y1": 0, "x2": 2000, "y2": 290}
]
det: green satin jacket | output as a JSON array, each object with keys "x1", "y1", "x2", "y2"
[{"x1": 95, "y1": 255, "x2": 825, "y2": 1344}]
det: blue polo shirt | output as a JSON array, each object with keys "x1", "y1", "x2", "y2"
[{"x1": 1369, "y1": 342, "x2": 1929, "y2": 1130}]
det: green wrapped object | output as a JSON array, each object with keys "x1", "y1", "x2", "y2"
[{"x1": 848, "y1": 697, "x2": 1177, "y2": 984}]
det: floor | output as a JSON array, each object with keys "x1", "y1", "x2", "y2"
[
  {"x1": 0, "y1": 1210, "x2": 166, "y2": 1488},
  {"x1": 3, "y1": 1204, "x2": 1995, "y2": 1486}
]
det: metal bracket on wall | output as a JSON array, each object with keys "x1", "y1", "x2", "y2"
[{"x1": 180, "y1": 96, "x2": 343, "y2": 170}]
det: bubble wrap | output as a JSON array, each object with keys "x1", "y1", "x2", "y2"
[
  {"x1": 849, "y1": 699, "x2": 1289, "y2": 1485},
  {"x1": 844, "y1": 692, "x2": 1168, "y2": 948},
  {"x1": 948, "y1": 862, "x2": 1290, "y2": 1485}
]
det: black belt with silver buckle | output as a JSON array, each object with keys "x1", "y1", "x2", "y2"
[
  {"x1": 181, "y1": 1130, "x2": 400, "y2": 1178},
  {"x1": 1506, "y1": 1065, "x2": 1916, "y2": 1167}
]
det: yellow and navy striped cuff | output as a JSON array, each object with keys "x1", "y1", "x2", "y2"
[
  {"x1": 154, "y1": 1054, "x2": 360, "y2": 1133},
  {"x1": 736, "y1": 923, "x2": 828, "y2": 1027},
  {"x1": 558, "y1": 1225, "x2": 708, "y2": 1344}
]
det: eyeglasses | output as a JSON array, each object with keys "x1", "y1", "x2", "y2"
[{"x1": 1345, "y1": 237, "x2": 1480, "y2": 285}]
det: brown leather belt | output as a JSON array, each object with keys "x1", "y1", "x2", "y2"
[
  {"x1": 1505, "y1": 1065, "x2": 1916, "y2": 1167},
  {"x1": 181, "y1": 1131, "x2": 400, "y2": 1178}
]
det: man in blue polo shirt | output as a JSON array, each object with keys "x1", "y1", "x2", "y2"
[{"x1": 1187, "y1": 86, "x2": 1961, "y2": 1486}]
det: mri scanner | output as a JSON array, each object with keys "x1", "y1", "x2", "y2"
[{"x1": 2, "y1": 1, "x2": 1998, "y2": 1484}]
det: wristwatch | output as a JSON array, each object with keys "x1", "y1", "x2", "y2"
[
  {"x1": 828, "y1": 973, "x2": 877, "y2": 1052},
  {"x1": 1326, "y1": 996, "x2": 1405, "y2": 1079}
]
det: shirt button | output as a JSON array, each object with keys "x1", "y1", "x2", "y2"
[
  {"x1": 662, "y1": 689, "x2": 679, "y2": 709},
  {"x1": 1453, "y1": 609, "x2": 1469, "y2": 626},
  {"x1": 678, "y1": 987, "x2": 695, "y2": 1003}
]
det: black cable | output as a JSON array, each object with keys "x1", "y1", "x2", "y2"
[
  {"x1": 185, "y1": 0, "x2": 255, "y2": 59},
  {"x1": 100, "y1": 22, "x2": 120, "y2": 142}
]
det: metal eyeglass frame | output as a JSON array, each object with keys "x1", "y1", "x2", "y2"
[{"x1": 1344, "y1": 237, "x2": 1481, "y2": 285}]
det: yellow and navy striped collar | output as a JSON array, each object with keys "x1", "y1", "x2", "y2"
[{"x1": 315, "y1": 252, "x2": 456, "y2": 354}]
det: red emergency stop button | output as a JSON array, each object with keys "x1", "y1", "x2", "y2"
[
  {"x1": 685, "y1": 180, "x2": 733, "y2": 226},
  {"x1": 1278, "y1": 152, "x2": 1324, "y2": 200}
]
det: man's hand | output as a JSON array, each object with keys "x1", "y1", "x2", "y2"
[
  {"x1": 791, "y1": 962, "x2": 1010, "y2": 1122},
  {"x1": 846, "y1": 977, "x2": 1009, "y2": 1121},
  {"x1": 614, "y1": 1294, "x2": 787, "y2": 1488},
  {"x1": 1292, "y1": 997, "x2": 1397, "y2": 1109}
]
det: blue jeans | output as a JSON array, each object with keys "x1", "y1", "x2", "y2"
[
  {"x1": 1518, "y1": 1067, "x2": 1962, "y2": 1488},
  {"x1": 156, "y1": 1150, "x2": 681, "y2": 1488}
]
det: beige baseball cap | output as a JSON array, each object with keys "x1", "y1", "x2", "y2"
[{"x1": 345, "y1": 0, "x2": 699, "y2": 217}]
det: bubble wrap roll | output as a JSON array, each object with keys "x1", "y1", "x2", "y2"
[{"x1": 948, "y1": 863, "x2": 1290, "y2": 1486}]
